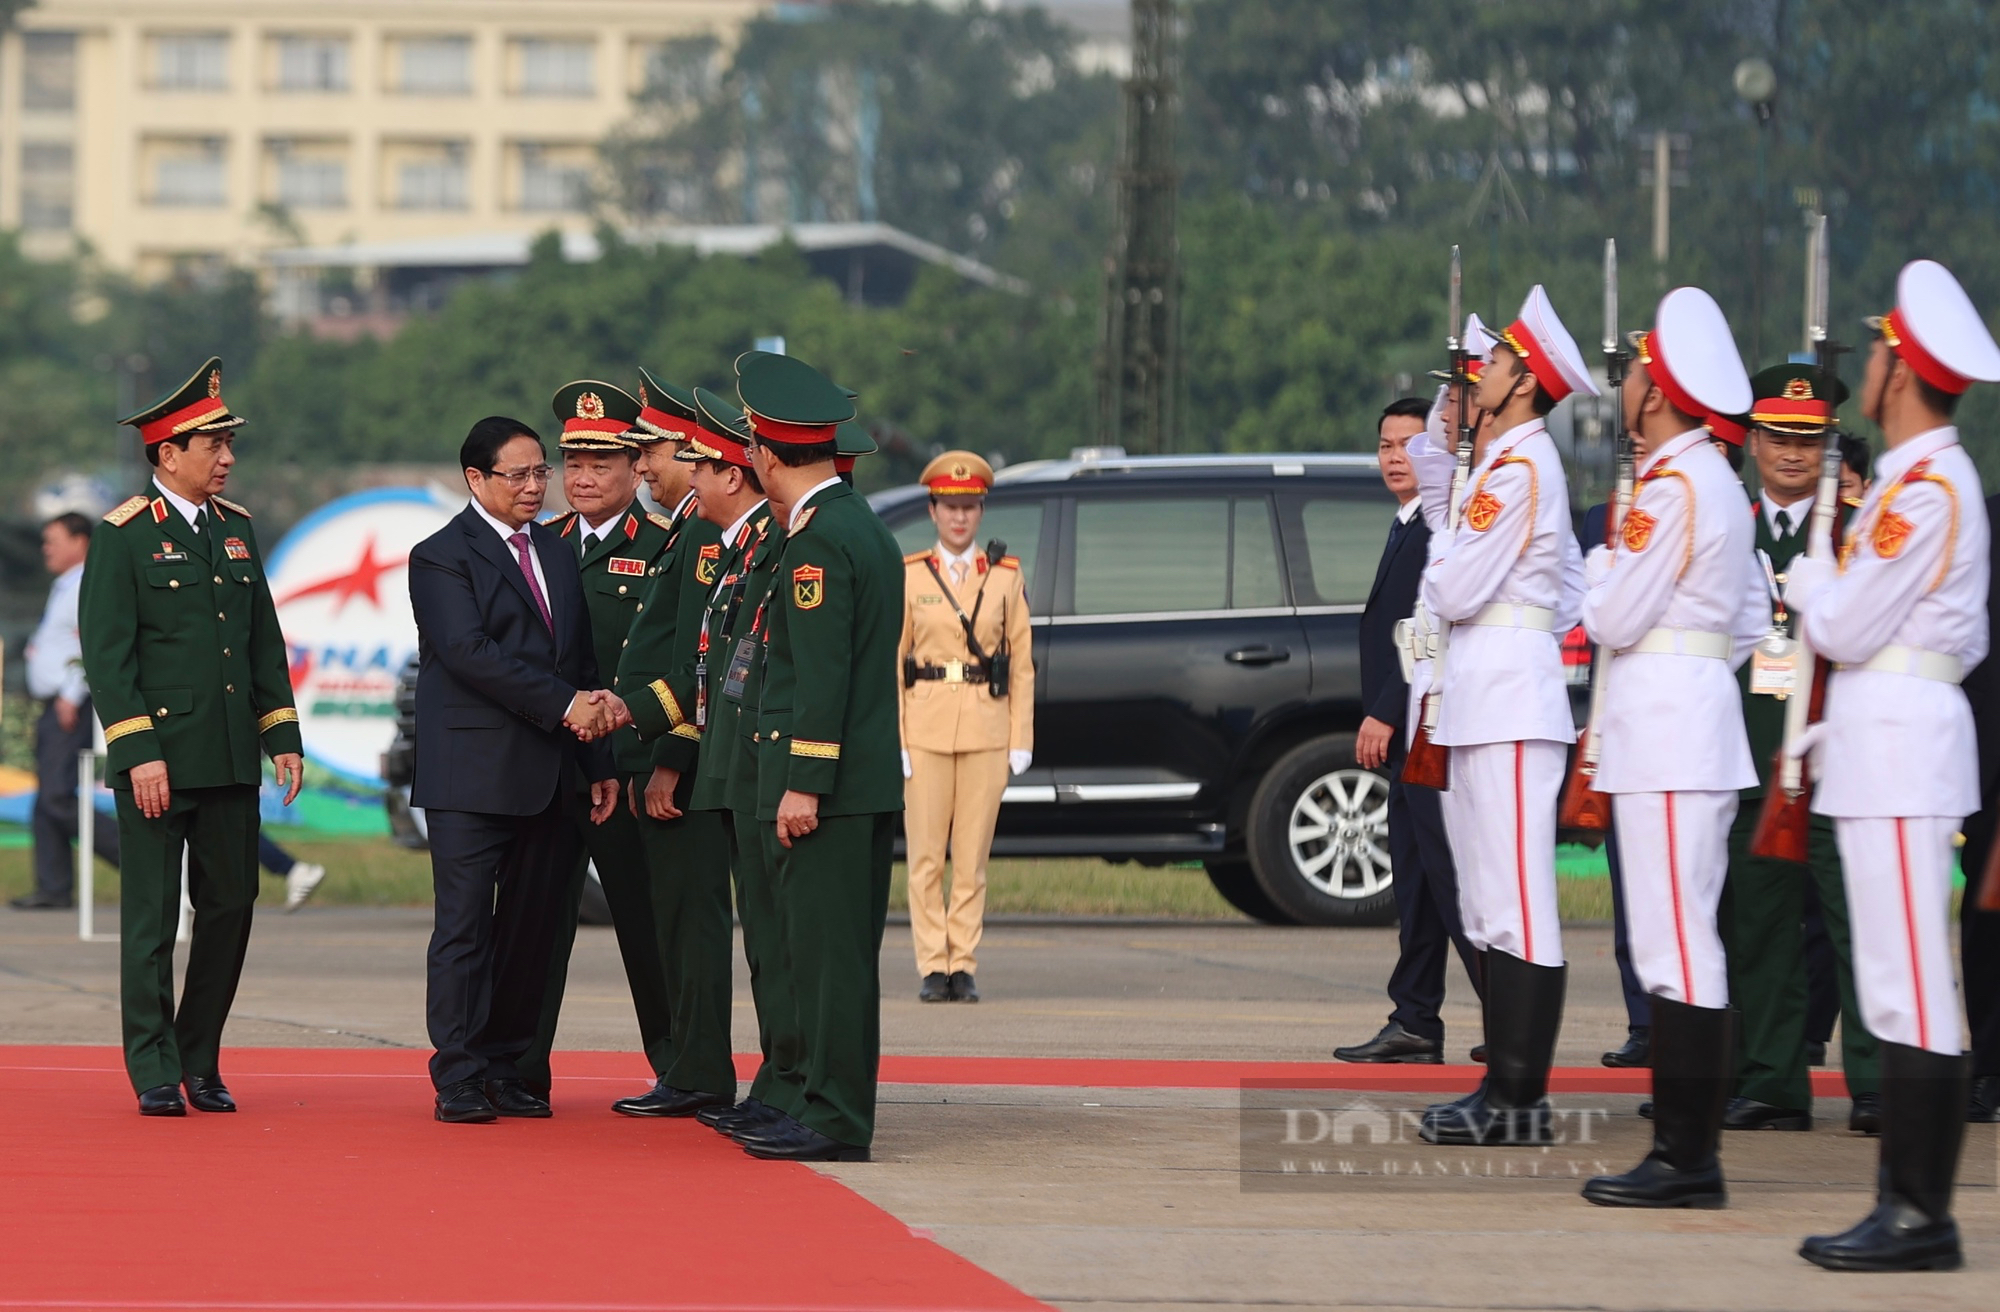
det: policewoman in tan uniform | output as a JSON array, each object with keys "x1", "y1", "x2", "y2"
[{"x1": 898, "y1": 452, "x2": 1033, "y2": 1003}]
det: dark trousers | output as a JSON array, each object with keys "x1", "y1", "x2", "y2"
[
  {"x1": 1603, "y1": 825, "x2": 1653, "y2": 1031},
  {"x1": 115, "y1": 784, "x2": 258, "y2": 1093},
  {"x1": 424, "y1": 795, "x2": 580, "y2": 1090},
  {"x1": 32, "y1": 699, "x2": 121, "y2": 899},
  {"x1": 1957, "y1": 803, "x2": 2000, "y2": 1077},
  {"x1": 1719, "y1": 801, "x2": 1878, "y2": 1107},
  {"x1": 523, "y1": 791, "x2": 676, "y2": 1090},
  {"x1": 642, "y1": 802, "x2": 735, "y2": 1098},
  {"x1": 735, "y1": 809, "x2": 806, "y2": 1116},
  {"x1": 767, "y1": 811, "x2": 894, "y2": 1147},
  {"x1": 1384, "y1": 748, "x2": 1482, "y2": 1041}
]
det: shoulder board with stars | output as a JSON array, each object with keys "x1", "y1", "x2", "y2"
[
  {"x1": 791, "y1": 506, "x2": 819, "y2": 535},
  {"x1": 647, "y1": 511, "x2": 674, "y2": 532},
  {"x1": 212, "y1": 496, "x2": 251, "y2": 519},
  {"x1": 104, "y1": 495, "x2": 151, "y2": 527}
]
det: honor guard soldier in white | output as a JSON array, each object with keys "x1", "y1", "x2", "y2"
[
  {"x1": 1784, "y1": 259, "x2": 2000, "y2": 1273},
  {"x1": 1413, "y1": 286, "x2": 1590, "y2": 1147},
  {"x1": 1576, "y1": 286, "x2": 1767, "y2": 1210}
]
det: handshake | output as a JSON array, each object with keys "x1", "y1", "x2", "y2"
[{"x1": 564, "y1": 689, "x2": 632, "y2": 742}]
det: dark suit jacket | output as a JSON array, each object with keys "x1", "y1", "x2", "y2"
[
  {"x1": 1964, "y1": 492, "x2": 2000, "y2": 805},
  {"x1": 408, "y1": 504, "x2": 612, "y2": 815},
  {"x1": 1359, "y1": 506, "x2": 1430, "y2": 731}
]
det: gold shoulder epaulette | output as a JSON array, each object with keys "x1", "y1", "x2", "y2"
[
  {"x1": 647, "y1": 511, "x2": 674, "y2": 532},
  {"x1": 553, "y1": 511, "x2": 578, "y2": 537},
  {"x1": 792, "y1": 506, "x2": 819, "y2": 534},
  {"x1": 904, "y1": 550, "x2": 932, "y2": 565},
  {"x1": 213, "y1": 496, "x2": 251, "y2": 519},
  {"x1": 104, "y1": 495, "x2": 150, "y2": 527}
]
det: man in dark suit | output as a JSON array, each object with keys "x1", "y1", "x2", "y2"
[
  {"x1": 1335, "y1": 397, "x2": 1483, "y2": 1064},
  {"x1": 1954, "y1": 490, "x2": 2000, "y2": 1123},
  {"x1": 408, "y1": 416, "x2": 623, "y2": 1124}
]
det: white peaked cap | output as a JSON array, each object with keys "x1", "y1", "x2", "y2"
[
  {"x1": 1498, "y1": 285, "x2": 1601, "y2": 402},
  {"x1": 1882, "y1": 259, "x2": 2000, "y2": 394},
  {"x1": 1640, "y1": 287, "x2": 1753, "y2": 419},
  {"x1": 1463, "y1": 312, "x2": 1498, "y2": 361}
]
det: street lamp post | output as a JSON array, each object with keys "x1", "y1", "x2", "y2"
[{"x1": 1735, "y1": 57, "x2": 1778, "y2": 363}]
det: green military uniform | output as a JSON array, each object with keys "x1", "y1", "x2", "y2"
[
  {"x1": 740, "y1": 353, "x2": 905, "y2": 1152},
  {"x1": 608, "y1": 382, "x2": 737, "y2": 1105},
  {"x1": 79, "y1": 358, "x2": 303, "y2": 1100},
  {"x1": 1720, "y1": 364, "x2": 1878, "y2": 1116}
]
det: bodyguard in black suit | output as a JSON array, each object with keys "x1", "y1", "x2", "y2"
[
  {"x1": 1335, "y1": 399, "x2": 1483, "y2": 1064},
  {"x1": 408, "y1": 417, "x2": 623, "y2": 1123},
  {"x1": 1953, "y1": 490, "x2": 2000, "y2": 1122}
]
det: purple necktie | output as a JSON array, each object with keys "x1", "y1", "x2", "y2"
[{"x1": 510, "y1": 531, "x2": 554, "y2": 634}]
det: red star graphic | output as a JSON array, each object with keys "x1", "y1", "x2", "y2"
[{"x1": 274, "y1": 536, "x2": 406, "y2": 613}]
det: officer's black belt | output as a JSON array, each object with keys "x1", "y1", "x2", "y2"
[{"x1": 910, "y1": 660, "x2": 990, "y2": 683}]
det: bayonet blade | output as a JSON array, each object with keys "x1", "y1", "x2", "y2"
[
  {"x1": 1448, "y1": 245, "x2": 1462, "y2": 351},
  {"x1": 1602, "y1": 238, "x2": 1618, "y2": 355},
  {"x1": 1810, "y1": 214, "x2": 1830, "y2": 345}
]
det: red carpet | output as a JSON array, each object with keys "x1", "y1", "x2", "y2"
[{"x1": 0, "y1": 1047, "x2": 1045, "y2": 1312}]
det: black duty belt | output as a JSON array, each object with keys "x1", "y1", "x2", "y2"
[{"x1": 910, "y1": 660, "x2": 990, "y2": 684}]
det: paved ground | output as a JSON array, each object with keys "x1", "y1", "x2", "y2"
[{"x1": 3, "y1": 905, "x2": 1994, "y2": 1310}]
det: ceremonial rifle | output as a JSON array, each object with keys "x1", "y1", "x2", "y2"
[
  {"x1": 1751, "y1": 215, "x2": 1840, "y2": 861},
  {"x1": 1558, "y1": 239, "x2": 1628, "y2": 829},
  {"x1": 1401, "y1": 246, "x2": 1472, "y2": 790}
]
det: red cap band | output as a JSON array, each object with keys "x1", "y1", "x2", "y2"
[
  {"x1": 1705, "y1": 412, "x2": 1748, "y2": 446},
  {"x1": 1500, "y1": 321, "x2": 1573, "y2": 404},
  {"x1": 639, "y1": 406, "x2": 697, "y2": 440},
  {"x1": 1885, "y1": 307, "x2": 1971, "y2": 394},
  {"x1": 138, "y1": 397, "x2": 229, "y2": 445},
  {"x1": 1636, "y1": 331, "x2": 1704, "y2": 419},
  {"x1": 562, "y1": 417, "x2": 631, "y2": 436},
  {"x1": 745, "y1": 412, "x2": 840, "y2": 446},
  {"x1": 1749, "y1": 397, "x2": 1834, "y2": 427}
]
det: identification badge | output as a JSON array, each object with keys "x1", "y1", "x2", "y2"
[
  {"x1": 694, "y1": 659, "x2": 707, "y2": 728},
  {"x1": 1749, "y1": 636, "x2": 1801, "y2": 699},
  {"x1": 722, "y1": 637, "x2": 757, "y2": 703}
]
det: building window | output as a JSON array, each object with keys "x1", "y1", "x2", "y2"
[
  {"x1": 148, "y1": 138, "x2": 228, "y2": 207},
  {"x1": 514, "y1": 38, "x2": 594, "y2": 97},
  {"x1": 393, "y1": 36, "x2": 473, "y2": 95},
  {"x1": 516, "y1": 143, "x2": 591, "y2": 212},
  {"x1": 391, "y1": 142, "x2": 470, "y2": 210},
  {"x1": 21, "y1": 143, "x2": 76, "y2": 229},
  {"x1": 151, "y1": 33, "x2": 230, "y2": 92},
  {"x1": 268, "y1": 141, "x2": 348, "y2": 209},
  {"x1": 23, "y1": 32, "x2": 78, "y2": 112},
  {"x1": 274, "y1": 35, "x2": 350, "y2": 92}
]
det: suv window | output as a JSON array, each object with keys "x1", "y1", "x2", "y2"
[
  {"x1": 1074, "y1": 496, "x2": 1283, "y2": 615},
  {"x1": 1290, "y1": 495, "x2": 1392, "y2": 605},
  {"x1": 891, "y1": 499, "x2": 1045, "y2": 590}
]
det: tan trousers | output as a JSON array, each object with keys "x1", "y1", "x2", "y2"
[{"x1": 905, "y1": 747, "x2": 1008, "y2": 977}]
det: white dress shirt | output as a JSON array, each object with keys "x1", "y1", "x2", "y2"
[
  {"x1": 153, "y1": 478, "x2": 207, "y2": 529},
  {"x1": 25, "y1": 563, "x2": 88, "y2": 704},
  {"x1": 471, "y1": 499, "x2": 550, "y2": 602},
  {"x1": 1760, "y1": 491, "x2": 1811, "y2": 542}
]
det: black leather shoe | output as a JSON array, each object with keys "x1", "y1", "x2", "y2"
[
  {"x1": 1722, "y1": 1096, "x2": 1810, "y2": 1131},
  {"x1": 1849, "y1": 1093, "x2": 1881, "y2": 1135},
  {"x1": 184, "y1": 1075, "x2": 236, "y2": 1113},
  {"x1": 1968, "y1": 1075, "x2": 2000, "y2": 1123},
  {"x1": 742, "y1": 1124, "x2": 871, "y2": 1162},
  {"x1": 701, "y1": 1099, "x2": 781, "y2": 1133},
  {"x1": 484, "y1": 1079, "x2": 552, "y2": 1118},
  {"x1": 613, "y1": 1082, "x2": 728, "y2": 1118},
  {"x1": 1335, "y1": 1021, "x2": 1442, "y2": 1064},
  {"x1": 138, "y1": 1084, "x2": 186, "y2": 1117},
  {"x1": 731, "y1": 1112, "x2": 807, "y2": 1146},
  {"x1": 1806, "y1": 1040, "x2": 1828, "y2": 1067},
  {"x1": 434, "y1": 1081, "x2": 497, "y2": 1123},
  {"x1": 919, "y1": 972, "x2": 952, "y2": 1003},
  {"x1": 1469, "y1": 1043, "x2": 1487, "y2": 1064},
  {"x1": 524, "y1": 1079, "x2": 552, "y2": 1102},
  {"x1": 949, "y1": 971, "x2": 979, "y2": 1002},
  {"x1": 9, "y1": 891, "x2": 73, "y2": 910},
  {"x1": 1601, "y1": 1026, "x2": 1652, "y2": 1068},
  {"x1": 1639, "y1": 1100, "x2": 1653, "y2": 1119}
]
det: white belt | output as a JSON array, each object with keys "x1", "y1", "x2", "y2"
[
  {"x1": 1461, "y1": 602, "x2": 1556, "y2": 632},
  {"x1": 1617, "y1": 628, "x2": 1731, "y2": 660},
  {"x1": 1841, "y1": 644, "x2": 1965, "y2": 684}
]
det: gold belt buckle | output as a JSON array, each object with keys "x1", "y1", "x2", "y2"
[{"x1": 942, "y1": 659, "x2": 965, "y2": 683}]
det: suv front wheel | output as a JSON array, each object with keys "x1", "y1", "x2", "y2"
[{"x1": 1246, "y1": 734, "x2": 1397, "y2": 926}]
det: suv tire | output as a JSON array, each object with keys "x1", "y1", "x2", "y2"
[
  {"x1": 1202, "y1": 860, "x2": 1299, "y2": 925},
  {"x1": 1246, "y1": 734, "x2": 1397, "y2": 926}
]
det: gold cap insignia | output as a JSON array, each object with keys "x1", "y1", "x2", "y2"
[
  {"x1": 1784, "y1": 378, "x2": 1813, "y2": 399},
  {"x1": 577, "y1": 392, "x2": 605, "y2": 421},
  {"x1": 951, "y1": 461, "x2": 970, "y2": 479},
  {"x1": 207, "y1": 370, "x2": 222, "y2": 398}
]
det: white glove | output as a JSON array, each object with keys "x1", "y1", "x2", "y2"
[
  {"x1": 1009, "y1": 749, "x2": 1032, "y2": 776},
  {"x1": 901, "y1": 750, "x2": 913, "y2": 779},
  {"x1": 1584, "y1": 544, "x2": 1613, "y2": 588},
  {"x1": 1785, "y1": 720, "x2": 1831, "y2": 778},
  {"x1": 1782, "y1": 555, "x2": 1835, "y2": 613}
]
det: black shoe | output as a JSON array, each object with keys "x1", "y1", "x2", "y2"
[
  {"x1": 138, "y1": 1084, "x2": 186, "y2": 1117},
  {"x1": 524, "y1": 1079, "x2": 551, "y2": 1102},
  {"x1": 484, "y1": 1079, "x2": 552, "y2": 1118},
  {"x1": 1335, "y1": 1021, "x2": 1442, "y2": 1064},
  {"x1": 434, "y1": 1081, "x2": 498, "y2": 1123},
  {"x1": 1849, "y1": 1093, "x2": 1882, "y2": 1135},
  {"x1": 184, "y1": 1075, "x2": 236, "y2": 1113},
  {"x1": 1601, "y1": 1026, "x2": 1652, "y2": 1068},
  {"x1": 742, "y1": 1124, "x2": 871, "y2": 1162},
  {"x1": 1638, "y1": 1100, "x2": 1654, "y2": 1120},
  {"x1": 731, "y1": 1112, "x2": 807, "y2": 1146},
  {"x1": 949, "y1": 971, "x2": 979, "y2": 1002},
  {"x1": 1469, "y1": 1043, "x2": 1487, "y2": 1064},
  {"x1": 1583, "y1": 999, "x2": 1731, "y2": 1209},
  {"x1": 1968, "y1": 1074, "x2": 2000, "y2": 1123},
  {"x1": 9, "y1": 891, "x2": 74, "y2": 910},
  {"x1": 1722, "y1": 1096, "x2": 1811, "y2": 1131},
  {"x1": 919, "y1": 972, "x2": 952, "y2": 1003},
  {"x1": 1806, "y1": 1040, "x2": 1828, "y2": 1067},
  {"x1": 612, "y1": 1081, "x2": 729, "y2": 1118},
  {"x1": 701, "y1": 1099, "x2": 781, "y2": 1133},
  {"x1": 1423, "y1": 951, "x2": 1564, "y2": 1146}
]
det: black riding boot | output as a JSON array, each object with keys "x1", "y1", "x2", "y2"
[
  {"x1": 1422, "y1": 951, "x2": 1565, "y2": 1146},
  {"x1": 1582, "y1": 998, "x2": 1732, "y2": 1208}
]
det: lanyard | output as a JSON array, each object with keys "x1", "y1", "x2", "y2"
[{"x1": 1756, "y1": 549, "x2": 1788, "y2": 628}]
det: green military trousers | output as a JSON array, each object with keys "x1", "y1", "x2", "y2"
[
  {"x1": 523, "y1": 795, "x2": 674, "y2": 1091},
  {"x1": 116, "y1": 783, "x2": 259, "y2": 1094},
  {"x1": 1721, "y1": 802, "x2": 1879, "y2": 1110},
  {"x1": 767, "y1": 811, "x2": 894, "y2": 1148},
  {"x1": 732, "y1": 808, "x2": 806, "y2": 1116},
  {"x1": 632, "y1": 792, "x2": 736, "y2": 1099}
]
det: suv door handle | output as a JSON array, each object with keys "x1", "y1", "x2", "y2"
[{"x1": 1225, "y1": 645, "x2": 1291, "y2": 666}]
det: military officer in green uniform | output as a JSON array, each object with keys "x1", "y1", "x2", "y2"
[
  {"x1": 726, "y1": 352, "x2": 903, "y2": 1163},
  {"x1": 80, "y1": 357, "x2": 305, "y2": 1116},
  {"x1": 521, "y1": 380, "x2": 680, "y2": 1103},
  {"x1": 605, "y1": 376, "x2": 738, "y2": 1117},
  {"x1": 1719, "y1": 363, "x2": 1880, "y2": 1132}
]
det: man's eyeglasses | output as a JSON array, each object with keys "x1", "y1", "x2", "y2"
[{"x1": 486, "y1": 464, "x2": 554, "y2": 487}]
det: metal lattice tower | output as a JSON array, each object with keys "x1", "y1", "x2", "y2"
[{"x1": 1096, "y1": 0, "x2": 1180, "y2": 453}]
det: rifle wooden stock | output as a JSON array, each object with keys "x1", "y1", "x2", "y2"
[
  {"x1": 1558, "y1": 733, "x2": 1612, "y2": 830},
  {"x1": 1402, "y1": 709, "x2": 1449, "y2": 790},
  {"x1": 1980, "y1": 826, "x2": 2000, "y2": 912},
  {"x1": 1749, "y1": 638, "x2": 1832, "y2": 862}
]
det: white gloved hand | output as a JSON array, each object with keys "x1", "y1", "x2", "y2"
[
  {"x1": 901, "y1": 750, "x2": 913, "y2": 779},
  {"x1": 1584, "y1": 544, "x2": 1613, "y2": 588},
  {"x1": 1785, "y1": 720, "x2": 1831, "y2": 778},
  {"x1": 1782, "y1": 554, "x2": 1835, "y2": 613},
  {"x1": 1009, "y1": 749, "x2": 1032, "y2": 776}
]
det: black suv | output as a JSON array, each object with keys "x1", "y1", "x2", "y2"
[{"x1": 870, "y1": 450, "x2": 1399, "y2": 926}]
